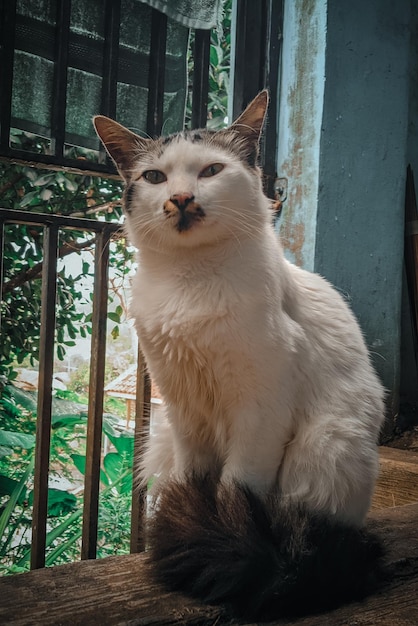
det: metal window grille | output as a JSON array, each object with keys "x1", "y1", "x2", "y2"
[
  {"x1": 0, "y1": 0, "x2": 212, "y2": 175},
  {"x1": 0, "y1": 209, "x2": 151, "y2": 568}
]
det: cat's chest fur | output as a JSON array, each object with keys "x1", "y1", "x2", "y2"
[{"x1": 130, "y1": 238, "x2": 289, "y2": 421}]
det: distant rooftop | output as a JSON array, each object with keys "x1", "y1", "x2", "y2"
[{"x1": 104, "y1": 365, "x2": 162, "y2": 401}]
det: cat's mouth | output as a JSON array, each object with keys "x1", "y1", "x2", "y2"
[{"x1": 163, "y1": 198, "x2": 206, "y2": 233}]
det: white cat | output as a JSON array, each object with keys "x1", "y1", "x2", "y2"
[{"x1": 94, "y1": 91, "x2": 385, "y2": 618}]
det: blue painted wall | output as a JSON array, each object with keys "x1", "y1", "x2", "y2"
[
  {"x1": 276, "y1": 0, "x2": 326, "y2": 271},
  {"x1": 277, "y1": 0, "x2": 413, "y2": 420}
]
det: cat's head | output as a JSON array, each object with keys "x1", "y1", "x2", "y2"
[{"x1": 94, "y1": 91, "x2": 270, "y2": 251}]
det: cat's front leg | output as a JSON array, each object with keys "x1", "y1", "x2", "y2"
[
  {"x1": 169, "y1": 414, "x2": 222, "y2": 482},
  {"x1": 221, "y1": 404, "x2": 292, "y2": 495}
]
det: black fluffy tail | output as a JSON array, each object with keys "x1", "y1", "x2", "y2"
[{"x1": 147, "y1": 476, "x2": 385, "y2": 619}]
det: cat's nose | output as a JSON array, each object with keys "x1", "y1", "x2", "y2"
[{"x1": 170, "y1": 192, "x2": 195, "y2": 210}]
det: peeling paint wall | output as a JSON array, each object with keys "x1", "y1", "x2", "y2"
[
  {"x1": 276, "y1": 0, "x2": 327, "y2": 270},
  {"x1": 277, "y1": 0, "x2": 412, "y2": 416}
]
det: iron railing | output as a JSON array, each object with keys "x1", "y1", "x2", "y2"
[{"x1": 0, "y1": 208, "x2": 152, "y2": 568}]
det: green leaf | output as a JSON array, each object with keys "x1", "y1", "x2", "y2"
[
  {"x1": 0, "y1": 474, "x2": 27, "y2": 502},
  {"x1": 64, "y1": 178, "x2": 78, "y2": 192},
  {"x1": 45, "y1": 528, "x2": 81, "y2": 566},
  {"x1": 210, "y1": 45, "x2": 219, "y2": 66},
  {"x1": 103, "y1": 452, "x2": 123, "y2": 483},
  {"x1": 51, "y1": 414, "x2": 87, "y2": 430},
  {"x1": 71, "y1": 453, "x2": 86, "y2": 476},
  {"x1": 16, "y1": 506, "x2": 83, "y2": 568},
  {"x1": 103, "y1": 453, "x2": 132, "y2": 494},
  {"x1": 0, "y1": 429, "x2": 35, "y2": 450},
  {"x1": 15, "y1": 449, "x2": 130, "y2": 568},
  {"x1": 28, "y1": 488, "x2": 77, "y2": 517},
  {"x1": 107, "y1": 311, "x2": 121, "y2": 323},
  {"x1": 19, "y1": 190, "x2": 39, "y2": 208},
  {"x1": 6, "y1": 386, "x2": 37, "y2": 413},
  {"x1": 105, "y1": 431, "x2": 134, "y2": 457},
  {"x1": 0, "y1": 458, "x2": 34, "y2": 552},
  {"x1": 71, "y1": 453, "x2": 109, "y2": 486},
  {"x1": 33, "y1": 174, "x2": 55, "y2": 186}
]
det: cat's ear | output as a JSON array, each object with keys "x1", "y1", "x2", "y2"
[
  {"x1": 93, "y1": 116, "x2": 150, "y2": 181},
  {"x1": 228, "y1": 90, "x2": 268, "y2": 166},
  {"x1": 230, "y1": 90, "x2": 268, "y2": 143}
]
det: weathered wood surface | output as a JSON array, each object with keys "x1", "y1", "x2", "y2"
[
  {"x1": 372, "y1": 447, "x2": 418, "y2": 509},
  {"x1": 0, "y1": 503, "x2": 417, "y2": 626}
]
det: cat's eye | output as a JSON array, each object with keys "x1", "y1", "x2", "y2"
[
  {"x1": 199, "y1": 163, "x2": 224, "y2": 178},
  {"x1": 142, "y1": 170, "x2": 167, "y2": 184}
]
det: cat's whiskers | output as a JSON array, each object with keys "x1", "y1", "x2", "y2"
[{"x1": 209, "y1": 202, "x2": 266, "y2": 240}]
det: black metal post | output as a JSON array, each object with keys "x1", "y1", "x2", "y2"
[
  {"x1": 191, "y1": 30, "x2": 210, "y2": 129},
  {"x1": 146, "y1": 9, "x2": 167, "y2": 137},
  {"x1": 0, "y1": 0, "x2": 17, "y2": 152},
  {"x1": 51, "y1": 0, "x2": 71, "y2": 158}
]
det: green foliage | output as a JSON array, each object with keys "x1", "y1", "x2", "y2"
[
  {"x1": 0, "y1": 160, "x2": 122, "y2": 217},
  {"x1": 207, "y1": 1, "x2": 231, "y2": 129},
  {"x1": 0, "y1": 159, "x2": 132, "y2": 385},
  {"x1": 0, "y1": 386, "x2": 134, "y2": 574},
  {"x1": 186, "y1": 0, "x2": 231, "y2": 130}
]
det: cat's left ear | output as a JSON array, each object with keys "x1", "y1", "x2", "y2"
[{"x1": 228, "y1": 90, "x2": 269, "y2": 166}]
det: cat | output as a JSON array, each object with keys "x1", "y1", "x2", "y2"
[{"x1": 94, "y1": 90, "x2": 386, "y2": 619}]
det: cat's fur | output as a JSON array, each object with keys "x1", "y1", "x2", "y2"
[{"x1": 94, "y1": 91, "x2": 386, "y2": 618}]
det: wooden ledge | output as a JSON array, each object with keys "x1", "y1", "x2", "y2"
[
  {"x1": 372, "y1": 446, "x2": 418, "y2": 509},
  {"x1": 0, "y1": 503, "x2": 418, "y2": 625}
]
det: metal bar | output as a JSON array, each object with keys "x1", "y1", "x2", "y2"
[
  {"x1": 0, "y1": 0, "x2": 17, "y2": 151},
  {"x1": 261, "y1": 0, "x2": 284, "y2": 199},
  {"x1": 146, "y1": 9, "x2": 167, "y2": 137},
  {"x1": 51, "y1": 0, "x2": 71, "y2": 158},
  {"x1": 0, "y1": 208, "x2": 122, "y2": 234},
  {"x1": 0, "y1": 150, "x2": 118, "y2": 176},
  {"x1": 130, "y1": 348, "x2": 151, "y2": 553},
  {"x1": 232, "y1": 0, "x2": 265, "y2": 120},
  {"x1": 101, "y1": 0, "x2": 121, "y2": 119},
  {"x1": 191, "y1": 30, "x2": 210, "y2": 129},
  {"x1": 30, "y1": 223, "x2": 59, "y2": 569},
  {"x1": 81, "y1": 227, "x2": 111, "y2": 560}
]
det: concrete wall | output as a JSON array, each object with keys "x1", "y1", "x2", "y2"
[
  {"x1": 277, "y1": 0, "x2": 412, "y2": 421},
  {"x1": 401, "y1": 0, "x2": 418, "y2": 405}
]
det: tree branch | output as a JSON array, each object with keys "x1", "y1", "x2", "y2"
[{"x1": 2, "y1": 236, "x2": 97, "y2": 295}]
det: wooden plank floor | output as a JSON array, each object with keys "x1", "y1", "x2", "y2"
[
  {"x1": 372, "y1": 447, "x2": 418, "y2": 509},
  {"x1": 0, "y1": 449, "x2": 417, "y2": 626}
]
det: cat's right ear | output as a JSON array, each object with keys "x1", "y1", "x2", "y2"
[{"x1": 93, "y1": 116, "x2": 149, "y2": 181}]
